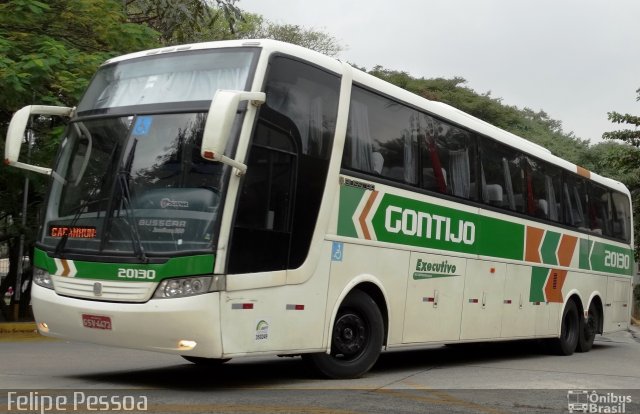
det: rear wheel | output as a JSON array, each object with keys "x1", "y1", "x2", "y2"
[
  {"x1": 308, "y1": 290, "x2": 384, "y2": 379},
  {"x1": 550, "y1": 300, "x2": 580, "y2": 356},
  {"x1": 182, "y1": 356, "x2": 230, "y2": 366},
  {"x1": 576, "y1": 302, "x2": 599, "y2": 353}
]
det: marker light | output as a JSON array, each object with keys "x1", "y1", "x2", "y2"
[
  {"x1": 33, "y1": 267, "x2": 54, "y2": 289},
  {"x1": 37, "y1": 322, "x2": 49, "y2": 333},
  {"x1": 178, "y1": 340, "x2": 197, "y2": 351}
]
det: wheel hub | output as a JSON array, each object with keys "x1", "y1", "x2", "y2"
[{"x1": 333, "y1": 313, "x2": 367, "y2": 357}]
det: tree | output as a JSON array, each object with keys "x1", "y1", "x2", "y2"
[
  {"x1": 602, "y1": 88, "x2": 640, "y2": 258},
  {"x1": 0, "y1": 0, "x2": 159, "y2": 320},
  {"x1": 244, "y1": 18, "x2": 343, "y2": 57},
  {"x1": 123, "y1": 0, "x2": 243, "y2": 44},
  {"x1": 603, "y1": 88, "x2": 640, "y2": 145}
]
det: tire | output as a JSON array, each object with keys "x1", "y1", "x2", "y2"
[
  {"x1": 308, "y1": 290, "x2": 384, "y2": 379},
  {"x1": 550, "y1": 300, "x2": 580, "y2": 356},
  {"x1": 576, "y1": 302, "x2": 599, "y2": 353},
  {"x1": 182, "y1": 356, "x2": 230, "y2": 366}
]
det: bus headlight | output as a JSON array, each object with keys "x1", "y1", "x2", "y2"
[
  {"x1": 154, "y1": 275, "x2": 224, "y2": 299},
  {"x1": 33, "y1": 267, "x2": 54, "y2": 290}
]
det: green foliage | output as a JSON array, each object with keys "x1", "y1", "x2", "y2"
[
  {"x1": 0, "y1": 0, "x2": 159, "y2": 254},
  {"x1": 602, "y1": 88, "x2": 640, "y2": 259},
  {"x1": 0, "y1": 0, "x2": 158, "y2": 116},
  {"x1": 123, "y1": 0, "x2": 243, "y2": 44},
  {"x1": 245, "y1": 21, "x2": 344, "y2": 57},
  {"x1": 602, "y1": 88, "x2": 640, "y2": 146}
]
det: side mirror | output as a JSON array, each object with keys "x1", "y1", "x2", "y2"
[
  {"x1": 201, "y1": 90, "x2": 265, "y2": 175},
  {"x1": 5, "y1": 105, "x2": 74, "y2": 175}
]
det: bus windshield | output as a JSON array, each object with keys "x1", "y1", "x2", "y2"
[
  {"x1": 77, "y1": 48, "x2": 257, "y2": 113},
  {"x1": 40, "y1": 48, "x2": 260, "y2": 257}
]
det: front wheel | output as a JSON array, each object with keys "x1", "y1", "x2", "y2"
[
  {"x1": 308, "y1": 290, "x2": 384, "y2": 379},
  {"x1": 549, "y1": 300, "x2": 580, "y2": 356},
  {"x1": 576, "y1": 302, "x2": 599, "y2": 353}
]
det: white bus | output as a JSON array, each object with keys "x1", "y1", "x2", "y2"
[{"x1": 5, "y1": 40, "x2": 634, "y2": 379}]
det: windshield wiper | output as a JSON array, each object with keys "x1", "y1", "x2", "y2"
[
  {"x1": 53, "y1": 195, "x2": 106, "y2": 258},
  {"x1": 115, "y1": 138, "x2": 148, "y2": 263},
  {"x1": 54, "y1": 131, "x2": 119, "y2": 258}
]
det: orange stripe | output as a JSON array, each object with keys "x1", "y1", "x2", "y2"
[
  {"x1": 545, "y1": 269, "x2": 567, "y2": 303},
  {"x1": 359, "y1": 191, "x2": 378, "y2": 240},
  {"x1": 61, "y1": 259, "x2": 70, "y2": 277},
  {"x1": 576, "y1": 166, "x2": 591, "y2": 179},
  {"x1": 557, "y1": 235, "x2": 577, "y2": 267},
  {"x1": 525, "y1": 226, "x2": 545, "y2": 263}
]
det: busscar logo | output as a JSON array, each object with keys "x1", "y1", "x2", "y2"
[{"x1": 159, "y1": 198, "x2": 189, "y2": 209}]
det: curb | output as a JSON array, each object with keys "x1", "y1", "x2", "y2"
[{"x1": 0, "y1": 322, "x2": 37, "y2": 334}]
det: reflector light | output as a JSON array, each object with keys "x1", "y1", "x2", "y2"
[
  {"x1": 232, "y1": 303, "x2": 254, "y2": 309},
  {"x1": 286, "y1": 304, "x2": 305, "y2": 310},
  {"x1": 178, "y1": 340, "x2": 197, "y2": 350},
  {"x1": 423, "y1": 297, "x2": 435, "y2": 302},
  {"x1": 504, "y1": 300, "x2": 512, "y2": 304},
  {"x1": 468, "y1": 299, "x2": 479, "y2": 303},
  {"x1": 203, "y1": 151, "x2": 215, "y2": 159}
]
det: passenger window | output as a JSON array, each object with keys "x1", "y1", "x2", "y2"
[
  {"x1": 343, "y1": 87, "x2": 419, "y2": 184},
  {"x1": 418, "y1": 114, "x2": 476, "y2": 199},
  {"x1": 589, "y1": 184, "x2": 613, "y2": 237},
  {"x1": 611, "y1": 192, "x2": 631, "y2": 241},
  {"x1": 563, "y1": 174, "x2": 589, "y2": 229},
  {"x1": 480, "y1": 138, "x2": 525, "y2": 212},
  {"x1": 527, "y1": 158, "x2": 562, "y2": 222}
]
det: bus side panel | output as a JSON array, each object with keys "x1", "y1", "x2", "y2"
[
  {"x1": 219, "y1": 242, "x2": 332, "y2": 356},
  {"x1": 402, "y1": 252, "x2": 465, "y2": 343},
  {"x1": 604, "y1": 276, "x2": 632, "y2": 333},
  {"x1": 501, "y1": 264, "x2": 537, "y2": 338},
  {"x1": 325, "y1": 242, "x2": 410, "y2": 347},
  {"x1": 460, "y1": 260, "x2": 506, "y2": 340}
]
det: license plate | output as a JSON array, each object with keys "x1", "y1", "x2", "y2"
[{"x1": 82, "y1": 314, "x2": 112, "y2": 330}]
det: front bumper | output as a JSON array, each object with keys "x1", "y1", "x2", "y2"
[{"x1": 31, "y1": 284, "x2": 223, "y2": 358}]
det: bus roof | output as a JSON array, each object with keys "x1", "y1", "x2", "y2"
[{"x1": 104, "y1": 39, "x2": 630, "y2": 197}]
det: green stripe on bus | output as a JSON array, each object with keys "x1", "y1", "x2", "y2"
[
  {"x1": 579, "y1": 238, "x2": 592, "y2": 270},
  {"x1": 33, "y1": 247, "x2": 215, "y2": 281},
  {"x1": 369, "y1": 193, "x2": 524, "y2": 260},
  {"x1": 589, "y1": 242, "x2": 634, "y2": 276},
  {"x1": 337, "y1": 185, "x2": 364, "y2": 238},
  {"x1": 540, "y1": 231, "x2": 560, "y2": 265},
  {"x1": 529, "y1": 267, "x2": 549, "y2": 302}
]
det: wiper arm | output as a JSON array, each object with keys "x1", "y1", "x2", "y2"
[
  {"x1": 53, "y1": 194, "x2": 105, "y2": 258},
  {"x1": 116, "y1": 138, "x2": 148, "y2": 263},
  {"x1": 54, "y1": 129, "x2": 119, "y2": 258}
]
